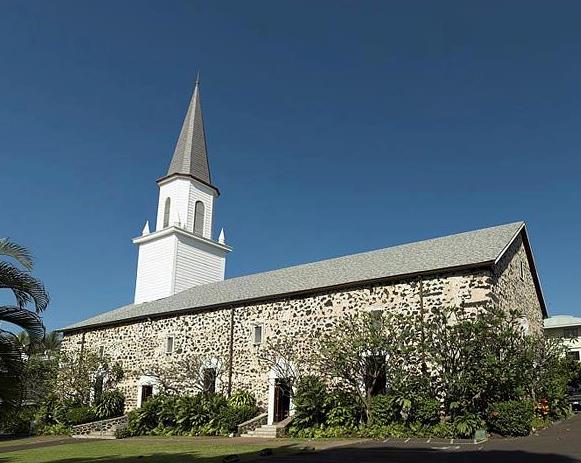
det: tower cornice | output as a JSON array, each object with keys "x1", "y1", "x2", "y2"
[
  {"x1": 156, "y1": 172, "x2": 220, "y2": 196},
  {"x1": 133, "y1": 225, "x2": 232, "y2": 253}
]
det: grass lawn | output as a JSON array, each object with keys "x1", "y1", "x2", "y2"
[{"x1": 0, "y1": 436, "x2": 320, "y2": 463}]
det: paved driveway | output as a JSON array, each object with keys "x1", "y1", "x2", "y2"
[{"x1": 275, "y1": 413, "x2": 581, "y2": 463}]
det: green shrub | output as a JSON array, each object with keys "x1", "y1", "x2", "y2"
[
  {"x1": 53, "y1": 399, "x2": 81, "y2": 424},
  {"x1": 487, "y1": 400, "x2": 534, "y2": 436},
  {"x1": 453, "y1": 413, "x2": 485, "y2": 438},
  {"x1": 531, "y1": 415, "x2": 550, "y2": 431},
  {"x1": 93, "y1": 389, "x2": 125, "y2": 419},
  {"x1": 175, "y1": 394, "x2": 228, "y2": 432},
  {"x1": 124, "y1": 395, "x2": 180, "y2": 437},
  {"x1": 114, "y1": 426, "x2": 132, "y2": 439},
  {"x1": 218, "y1": 405, "x2": 260, "y2": 433},
  {"x1": 292, "y1": 376, "x2": 328, "y2": 429},
  {"x1": 370, "y1": 394, "x2": 409, "y2": 426},
  {"x1": 228, "y1": 390, "x2": 256, "y2": 408},
  {"x1": 130, "y1": 395, "x2": 167, "y2": 435},
  {"x1": 157, "y1": 396, "x2": 180, "y2": 429},
  {"x1": 124, "y1": 409, "x2": 143, "y2": 437},
  {"x1": 428, "y1": 421, "x2": 455, "y2": 438},
  {"x1": 37, "y1": 423, "x2": 72, "y2": 436},
  {"x1": 64, "y1": 406, "x2": 97, "y2": 425},
  {"x1": 125, "y1": 393, "x2": 248, "y2": 437},
  {"x1": 325, "y1": 390, "x2": 361, "y2": 428},
  {"x1": 410, "y1": 398, "x2": 440, "y2": 425},
  {"x1": 0, "y1": 406, "x2": 36, "y2": 435}
]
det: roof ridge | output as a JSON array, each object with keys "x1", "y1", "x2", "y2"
[{"x1": 209, "y1": 220, "x2": 526, "y2": 282}]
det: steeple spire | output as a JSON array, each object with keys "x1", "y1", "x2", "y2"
[{"x1": 166, "y1": 76, "x2": 212, "y2": 186}]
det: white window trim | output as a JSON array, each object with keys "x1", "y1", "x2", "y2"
[
  {"x1": 366, "y1": 305, "x2": 386, "y2": 313},
  {"x1": 201, "y1": 357, "x2": 222, "y2": 393},
  {"x1": 137, "y1": 375, "x2": 159, "y2": 407}
]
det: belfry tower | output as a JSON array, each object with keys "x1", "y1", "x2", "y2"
[{"x1": 133, "y1": 79, "x2": 231, "y2": 304}]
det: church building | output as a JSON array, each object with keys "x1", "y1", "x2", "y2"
[{"x1": 60, "y1": 81, "x2": 547, "y2": 427}]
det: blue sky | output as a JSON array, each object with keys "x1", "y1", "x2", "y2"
[{"x1": 1, "y1": 1, "x2": 580, "y2": 330}]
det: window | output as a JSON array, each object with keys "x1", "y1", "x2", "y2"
[
  {"x1": 519, "y1": 261, "x2": 525, "y2": 281},
  {"x1": 564, "y1": 327, "x2": 579, "y2": 338},
  {"x1": 194, "y1": 201, "x2": 205, "y2": 236},
  {"x1": 163, "y1": 198, "x2": 171, "y2": 228},
  {"x1": 567, "y1": 351, "x2": 580, "y2": 362},
  {"x1": 253, "y1": 325, "x2": 263, "y2": 345},
  {"x1": 165, "y1": 336, "x2": 174, "y2": 354},
  {"x1": 94, "y1": 374, "x2": 104, "y2": 401},
  {"x1": 203, "y1": 368, "x2": 216, "y2": 394},
  {"x1": 141, "y1": 385, "x2": 154, "y2": 403}
]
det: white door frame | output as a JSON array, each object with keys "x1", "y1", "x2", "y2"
[
  {"x1": 267, "y1": 360, "x2": 294, "y2": 425},
  {"x1": 137, "y1": 375, "x2": 159, "y2": 407}
]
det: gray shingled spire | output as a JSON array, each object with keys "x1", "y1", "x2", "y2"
[{"x1": 166, "y1": 77, "x2": 212, "y2": 185}]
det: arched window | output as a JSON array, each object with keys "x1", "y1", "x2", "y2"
[
  {"x1": 163, "y1": 198, "x2": 171, "y2": 228},
  {"x1": 194, "y1": 201, "x2": 205, "y2": 236}
]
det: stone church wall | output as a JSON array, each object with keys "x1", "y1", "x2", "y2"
[
  {"x1": 490, "y1": 232, "x2": 544, "y2": 334},
  {"x1": 61, "y1": 267, "x2": 495, "y2": 412}
]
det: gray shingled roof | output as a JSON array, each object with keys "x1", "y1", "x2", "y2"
[
  {"x1": 544, "y1": 315, "x2": 581, "y2": 329},
  {"x1": 166, "y1": 80, "x2": 212, "y2": 185},
  {"x1": 61, "y1": 221, "x2": 528, "y2": 332}
]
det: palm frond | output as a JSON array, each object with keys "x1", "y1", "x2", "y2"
[
  {"x1": 0, "y1": 238, "x2": 33, "y2": 271},
  {"x1": 0, "y1": 306, "x2": 45, "y2": 343},
  {"x1": 15, "y1": 330, "x2": 30, "y2": 348},
  {"x1": 0, "y1": 330, "x2": 25, "y2": 406},
  {"x1": 43, "y1": 330, "x2": 62, "y2": 352},
  {"x1": 0, "y1": 262, "x2": 49, "y2": 312}
]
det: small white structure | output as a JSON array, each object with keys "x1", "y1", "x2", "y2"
[
  {"x1": 133, "y1": 80, "x2": 231, "y2": 304},
  {"x1": 544, "y1": 315, "x2": 581, "y2": 361}
]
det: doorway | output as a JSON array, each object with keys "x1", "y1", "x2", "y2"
[{"x1": 273, "y1": 378, "x2": 291, "y2": 423}]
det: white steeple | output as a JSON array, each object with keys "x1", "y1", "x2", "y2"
[{"x1": 133, "y1": 78, "x2": 231, "y2": 304}]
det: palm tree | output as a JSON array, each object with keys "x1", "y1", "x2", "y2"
[
  {"x1": 15, "y1": 330, "x2": 61, "y2": 358},
  {"x1": 41, "y1": 330, "x2": 62, "y2": 359},
  {"x1": 0, "y1": 238, "x2": 49, "y2": 407}
]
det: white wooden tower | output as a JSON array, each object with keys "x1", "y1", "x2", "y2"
[{"x1": 133, "y1": 79, "x2": 231, "y2": 304}]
